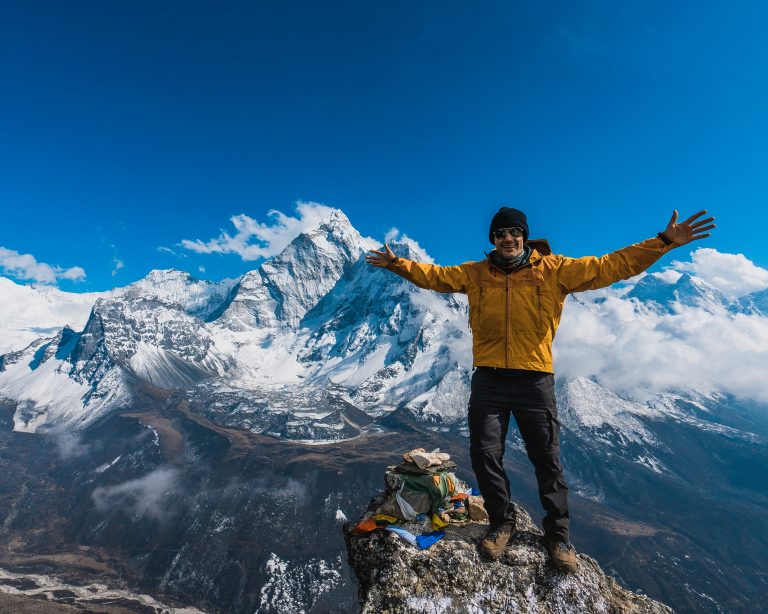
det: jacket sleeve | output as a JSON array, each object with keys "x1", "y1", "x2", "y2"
[
  {"x1": 386, "y1": 257, "x2": 470, "y2": 294},
  {"x1": 556, "y1": 236, "x2": 674, "y2": 293}
]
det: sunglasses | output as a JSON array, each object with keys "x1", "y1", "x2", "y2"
[{"x1": 493, "y1": 227, "x2": 524, "y2": 240}]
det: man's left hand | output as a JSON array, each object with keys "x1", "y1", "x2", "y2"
[{"x1": 662, "y1": 210, "x2": 715, "y2": 247}]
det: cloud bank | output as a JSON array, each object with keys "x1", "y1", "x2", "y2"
[
  {"x1": 554, "y1": 248, "x2": 768, "y2": 403},
  {"x1": 179, "y1": 201, "x2": 365, "y2": 261},
  {"x1": 0, "y1": 246, "x2": 86, "y2": 284},
  {"x1": 670, "y1": 248, "x2": 768, "y2": 300},
  {"x1": 399, "y1": 239, "x2": 768, "y2": 405}
]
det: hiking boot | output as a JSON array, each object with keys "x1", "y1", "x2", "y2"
[
  {"x1": 479, "y1": 526, "x2": 515, "y2": 560},
  {"x1": 546, "y1": 539, "x2": 578, "y2": 573}
]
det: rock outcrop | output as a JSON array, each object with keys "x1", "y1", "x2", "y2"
[{"x1": 345, "y1": 489, "x2": 673, "y2": 614}]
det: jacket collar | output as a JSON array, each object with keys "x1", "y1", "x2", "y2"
[{"x1": 484, "y1": 238, "x2": 551, "y2": 273}]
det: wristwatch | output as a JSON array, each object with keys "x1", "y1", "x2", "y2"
[{"x1": 657, "y1": 232, "x2": 673, "y2": 246}]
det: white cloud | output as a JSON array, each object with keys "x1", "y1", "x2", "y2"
[
  {"x1": 91, "y1": 467, "x2": 179, "y2": 520},
  {"x1": 651, "y1": 269, "x2": 683, "y2": 284},
  {"x1": 60, "y1": 266, "x2": 87, "y2": 281},
  {"x1": 198, "y1": 265, "x2": 206, "y2": 273},
  {"x1": 111, "y1": 258, "x2": 124, "y2": 276},
  {"x1": 671, "y1": 248, "x2": 768, "y2": 299},
  {"x1": 0, "y1": 246, "x2": 86, "y2": 284},
  {"x1": 157, "y1": 245, "x2": 187, "y2": 259},
  {"x1": 555, "y1": 293, "x2": 768, "y2": 404},
  {"x1": 384, "y1": 228, "x2": 435, "y2": 264},
  {"x1": 49, "y1": 431, "x2": 90, "y2": 460},
  {"x1": 384, "y1": 227, "x2": 400, "y2": 244},
  {"x1": 180, "y1": 201, "x2": 353, "y2": 261}
]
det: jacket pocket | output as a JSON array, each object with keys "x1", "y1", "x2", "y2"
[
  {"x1": 475, "y1": 286, "x2": 505, "y2": 342},
  {"x1": 507, "y1": 284, "x2": 543, "y2": 333}
]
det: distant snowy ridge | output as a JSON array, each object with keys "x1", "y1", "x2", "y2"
[
  {"x1": 1, "y1": 209, "x2": 767, "y2": 443},
  {"x1": 0, "y1": 276, "x2": 109, "y2": 354},
  {"x1": 0, "y1": 209, "x2": 471, "y2": 433}
]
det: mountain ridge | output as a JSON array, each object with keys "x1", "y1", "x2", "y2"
[{"x1": 1, "y1": 210, "x2": 767, "y2": 612}]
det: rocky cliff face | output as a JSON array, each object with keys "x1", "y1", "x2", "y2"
[{"x1": 345, "y1": 497, "x2": 672, "y2": 614}]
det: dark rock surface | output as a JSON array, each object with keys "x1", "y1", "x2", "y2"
[{"x1": 346, "y1": 499, "x2": 673, "y2": 614}]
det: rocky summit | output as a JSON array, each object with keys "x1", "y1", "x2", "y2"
[{"x1": 346, "y1": 496, "x2": 672, "y2": 614}]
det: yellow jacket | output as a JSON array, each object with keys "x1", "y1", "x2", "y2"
[{"x1": 387, "y1": 236, "x2": 674, "y2": 373}]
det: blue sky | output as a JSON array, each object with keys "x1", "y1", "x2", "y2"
[{"x1": 1, "y1": 1, "x2": 767, "y2": 292}]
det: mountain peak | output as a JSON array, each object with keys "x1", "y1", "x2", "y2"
[
  {"x1": 316, "y1": 208, "x2": 351, "y2": 228},
  {"x1": 217, "y1": 211, "x2": 367, "y2": 330},
  {"x1": 626, "y1": 271, "x2": 728, "y2": 312},
  {"x1": 143, "y1": 268, "x2": 197, "y2": 282},
  {"x1": 281, "y1": 208, "x2": 362, "y2": 258},
  {"x1": 111, "y1": 269, "x2": 238, "y2": 321},
  {"x1": 731, "y1": 286, "x2": 768, "y2": 316}
]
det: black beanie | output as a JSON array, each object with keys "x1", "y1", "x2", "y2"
[{"x1": 489, "y1": 207, "x2": 529, "y2": 244}]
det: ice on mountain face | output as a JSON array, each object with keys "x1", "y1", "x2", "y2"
[
  {"x1": 2, "y1": 215, "x2": 380, "y2": 433},
  {"x1": 557, "y1": 375, "x2": 763, "y2": 479},
  {"x1": 0, "y1": 336, "x2": 51, "y2": 373},
  {"x1": 207, "y1": 232, "x2": 474, "y2": 424},
  {"x1": 213, "y1": 270, "x2": 272, "y2": 332},
  {"x1": 25, "y1": 326, "x2": 81, "y2": 371},
  {"x1": 0, "y1": 283, "x2": 232, "y2": 431},
  {"x1": 559, "y1": 377, "x2": 665, "y2": 434}
]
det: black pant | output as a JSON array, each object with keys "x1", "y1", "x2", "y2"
[{"x1": 468, "y1": 366, "x2": 569, "y2": 543}]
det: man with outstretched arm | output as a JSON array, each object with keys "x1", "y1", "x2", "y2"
[{"x1": 365, "y1": 207, "x2": 714, "y2": 572}]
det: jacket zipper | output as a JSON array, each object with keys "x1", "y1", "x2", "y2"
[
  {"x1": 505, "y1": 274, "x2": 509, "y2": 368},
  {"x1": 486, "y1": 257, "x2": 539, "y2": 369},
  {"x1": 476, "y1": 287, "x2": 483, "y2": 333}
]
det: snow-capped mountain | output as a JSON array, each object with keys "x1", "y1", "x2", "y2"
[
  {"x1": 0, "y1": 209, "x2": 473, "y2": 433},
  {"x1": 625, "y1": 271, "x2": 730, "y2": 313},
  {"x1": 215, "y1": 210, "x2": 367, "y2": 332},
  {"x1": 112, "y1": 268, "x2": 239, "y2": 322},
  {"x1": 730, "y1": 286, "x2": 768, "y2": 316},
  {"x1": 2, "y1": 212, "x2": 765, "y2": 444},
  {"x1": 1, "y1": 272, "x2": 237, "y2": 431},
  {"x1": 2, "y1": 211, "x2": 767, "y2": 613}
]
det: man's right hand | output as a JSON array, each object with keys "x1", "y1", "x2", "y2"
[{"x1": 365, "y1": 243, "x2": 397, "y2": 268}]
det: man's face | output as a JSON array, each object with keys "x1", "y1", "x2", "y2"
[{"x1": 493, "y1": 227, "x2": 524, "y2": 259}]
